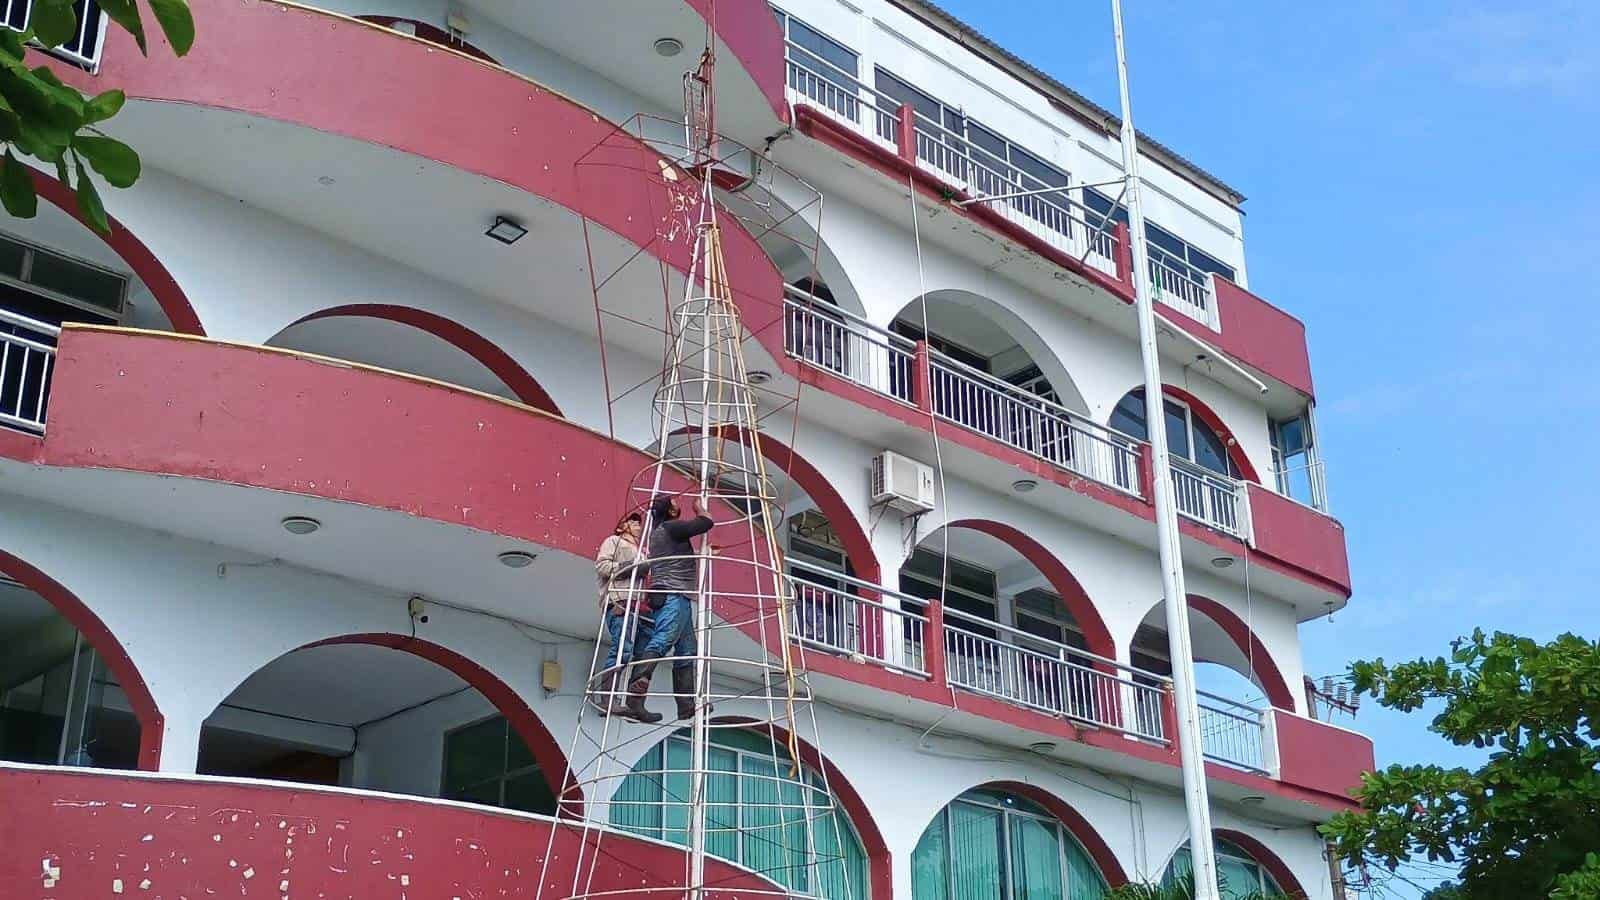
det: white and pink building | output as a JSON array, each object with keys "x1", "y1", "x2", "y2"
[{"x1": 0, "y1": 1, "x2": 1367, "y2": 897}]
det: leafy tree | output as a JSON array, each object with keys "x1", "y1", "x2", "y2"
[
  {"x1": 0, "y1": 0, "x2": 194, "y2": 231},
  {"x1": 1321, "y1": 630, "x2": 1600, "y2": 899},
  {"x1": 1103, "y1": 872, "x2": 1273, "y2": 900}
]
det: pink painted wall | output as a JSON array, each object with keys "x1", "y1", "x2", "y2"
[{"x1": 0, "y1": 766, "x2": 781, "y2": 898}]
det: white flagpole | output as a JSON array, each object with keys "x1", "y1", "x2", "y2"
[{"x1": 1109, "y1": 1, "x2": 1222, "y2": 896}]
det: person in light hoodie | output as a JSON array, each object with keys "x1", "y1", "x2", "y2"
[{"x1": 591, "y1": 510, "x2": 659, "y2": 722}]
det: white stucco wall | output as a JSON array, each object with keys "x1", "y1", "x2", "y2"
[{"x1": 0, "y1": 497, "x2": 1334, "y2": 897}]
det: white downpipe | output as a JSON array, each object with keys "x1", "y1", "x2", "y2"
[{"x1": 1110, "y1": 2, "x2": 1222, "y2": 898}]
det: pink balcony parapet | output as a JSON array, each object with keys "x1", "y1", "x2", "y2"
[{"x1": 1247, "y1": 483, "x2": 1352, "y2": 596}]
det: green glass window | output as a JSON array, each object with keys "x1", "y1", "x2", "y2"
[
  {"x1": 1164, "y1": 839, "x2": 1283, "y2": 898},
  {"x1": 611, "y1": 729, "x2": 869, "y2": 899},
  {"x1": 440, "y1": 715, "x2": 555, "y2": 816},
  {"x1": 911, "y1": 789, "x2": 1108, "y2": 900}
]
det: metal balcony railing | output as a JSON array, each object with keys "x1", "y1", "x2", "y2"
[
  {"x1": 0, "y1": 308, "x2": 60, "y2": 434},
  {"x1": 1148, "y1": 252, "x2": 1217, "y2": 329},
  {"x1": 926, "y1": 350, "x2": 1143, "y2": 496},
  {"x1": 1169, "y1": 456, "x2": 1248, "y2": 537},
  {"x1": 940, "y1": 606, "x2": 1169, "y2": 742},
  {"x1": 783, "y1": 290, "x2": 917, "y2": 405},
  {"x1": 786, "y1": 559, "x2": 929, "y2": 677},
  {"x1": 1197, "y1": 690, "x2": 1269, "y2": 773},
  {"x1": 905, "y1": 110, "x2": 1120, "y2": 279},
  {"x1": 783, "y1": 41, "x2": 869, "y2": 128}
]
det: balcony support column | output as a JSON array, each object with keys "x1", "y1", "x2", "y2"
[
  {"x1": 1114, "y1": 220, "x2": 1133, "y2": 288},
  {"x1": 912, "y1": 340, "x2": 933, "y2": 413},
  {"x1": 895, "y1": 102, "x2": 917, "y2": 165},
  {"x1": 924, "y1": 599, "x2": 948, "y2": 689}
]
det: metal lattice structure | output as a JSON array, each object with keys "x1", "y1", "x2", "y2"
[{"x1": 544, "y1": 34, "x2": 858, "y2": 900}]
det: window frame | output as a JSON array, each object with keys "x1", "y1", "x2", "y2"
[
  {"x1": 618, "y1": 731, "x2": 869, "y2": 899},
  {"x1": 438, "y1": 714, "x2": 551, "y2": 814},
  {"x1": 921, "y1": 789, "x2": 1106, "y2": 900},
  {"x1": 1084, "y1": 188, "x2": 1237, "y2": 283},
  {"x1": 0, "y1": 230, "x2": 129, "y2": 326}
]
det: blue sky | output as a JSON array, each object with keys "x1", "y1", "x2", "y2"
[{"x1": 937, "y1": 1, "x2": 1600, "y2": 894}]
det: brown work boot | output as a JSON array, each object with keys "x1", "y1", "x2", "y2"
[
  {"x1": 673, "y1": 665, "x2": 703, "y2": 721},
  {"x1": 620, "y1": 660, "x2": 663, "y2": 724},
  {"x1": 589, "y1": 671, "x2": 627, "y2": 717}
]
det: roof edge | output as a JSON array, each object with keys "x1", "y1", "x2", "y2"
[{"x1": 887, "y1": 0, "x2": 1246, "y2": 208}]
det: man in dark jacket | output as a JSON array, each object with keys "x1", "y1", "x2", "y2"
[{"x1": 620, "y1": 493, "x2": 714, "y2": 722}]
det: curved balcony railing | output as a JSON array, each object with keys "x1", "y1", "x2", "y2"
[
  {"x1": 1197, "y1": 689, "x2": 1269, "y2": 773},
  {"x1": 1148, "y1": 252, "x2": 1217, "y2": 329},
  {"x1": 905, "y1": 109, "x2": 1120, "y2": 279},
  {"x1": 782, "y1": 290, "x2": 918, "y2": 404},
  {"x1": 1170, "y1": 456, "x2": 1248, "y2": 538},
  {"x1": 0, "y1": 308, "x2": 60, "y2": 435},
  {"x1": 787, "y1": 558, "x2": 930, "y2": 677},
  {"x1": 926, "y1": 351, "x2": 1143, "y2": 496}
]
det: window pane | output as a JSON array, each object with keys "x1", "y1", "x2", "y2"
[
  {"x1": 706, "y1": 746, "x2": 740, "y2": 863},
  {"x1": 948, "y1": 802, "x2": 1004, "y2": 900},
  {"x1": 912, "y1": 810, "x2": 950, "y2": 900},
  {"x1": 443, "y1": 717, "x2": 507, "y2": 796},
  {"x1": 1193, "y1": 419, "x2": 1231, "y2": 476},
  {"x1": 505, "y1": 726, "x2": 537, "y2": 772},
  {"x1": 0, "y1": 235, "x2": 26, "y2": 278},
  {"x1": 1008, "y1": 815, "x2": 1063, "y2": 900},
  {"x1": 1217, "y1": 856, "x2": 1262, "y2": 899},
  {"x1": 1275, "y1": 417, "x2": 1307, "y2": 455},
  {"x1": 790, "y1": 19, "x2": 856, "y2": 77},
  {"x1": 611, "y1": 744, "x2": 663, "y2": 835},
  {"x1": 1164, "y1": 401, "x2": 1191, "y2": 461},
  {"x1": 663, "y1": 738, "x2": 693, "y2": 844},
  {"x1": 504, "y1": 770, "x2": 557, "y2": 816},
  {"x1": 1109, "y1": 390, "x2": 1147, "y2": 440},
  {"x1": 27, "y1": 251, "x2": 125, "y2": 313},
  {"x1": 875, "y1": 69, "x2": 940, "y2": 120},
  {"x1": 1064, "y1": 832, "x2": 1109, "y2": 900},
  {"x1": 968, "y1": 123, "x2": 1006, "y2": 161},
  {"x1": 449, "y1": 778, "x2": 501, "y2": 807},
  {"x1": 1187, "y1": 246, "x2": 1235, "y2": 282},
  {"x1": 1145, "y1": 222, "x2": 1186, "y2": 258}
]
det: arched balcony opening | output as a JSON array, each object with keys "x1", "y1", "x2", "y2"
[
  {"x1": 267, "y1": 304, "x2": 561, "y2": 415},
  {"x1": 1109, "y1": 386, "x2": 1259, "y2": 536},
  {"x1": 608, "y1": 723, "x2": 880, "y2": 899},
  {"x1": 902, "y1": 522, "x2": 1135, "y2": 731},
  {"x1": 1132, "y1": 596, "x2": 1293, "y2": 774},
  {"x1": 0, "y1": 549, "x2": 161, "y2": 770},
  {"x1": 1161, "y1": 830, "x2": 1304, "y2": 899},
  {"x1": 1, "y1": 177, "x2": 201, "y2": 436},
  {"x1": 196, "y1": 635, "x2": 576, "y2": 816},
  {"x1": 910, "y1": 784, "x2": 1123, "y2": 899}
]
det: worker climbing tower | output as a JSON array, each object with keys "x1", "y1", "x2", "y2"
[{"x1": 543, "y1": 24, "x2": 859, "y2": 900}]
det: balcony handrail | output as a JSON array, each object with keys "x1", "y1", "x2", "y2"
[
  {"x1": 905, "y1": 109, "x2": 1107, "y2": 221},
  {"x1": 782, "y1": 285, "x2": 917, "y2": 350},
  {"x1": 782, "y1": 38, "x2": 871, "y2": 95},
  {"x1": 786, "y1": 558, "x2": 928, "y2": 621},
  {"x1": 1196, "y1": 687, "x2": 1265, "y2": 717},
  {"x1": 0, "y1": 307, "x2": 62, "y2": 339},
  {"x1": 924, "y1": 345, "x2": 1139, "y2": 443},
  {"x1": 1168, "y1": 454, "x2": 1242, "y2": 492},
  {"x1": 938, "y1": 602, "x2": 1162, "y2": 684}
]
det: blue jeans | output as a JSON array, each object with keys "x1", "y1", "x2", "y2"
[
  {"x1": 603, "y1": 609, "x2": 653, "y2": 670},
  {"x1": 642, "y1": 593, "x2": 697, "y2": 671}
]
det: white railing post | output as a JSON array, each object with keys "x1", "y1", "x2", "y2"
[{"x1": 1260, "y1": 708, "x2": 1282, "y2": 779}]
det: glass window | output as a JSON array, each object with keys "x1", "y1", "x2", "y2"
[
  {"x1": 1110, "y1": 389, "x2": 1236, "y2": 477},
  {"x1": 1165, "y1": 839, "x2": 1283, "y2": 898},
  {"x1": 788, "y1": 18, "x2": 857, "y2": 77},
  {"x1": 612, "y1": 730, "x2": 869, "y2": 899},
  {"x1": 912, "y1": 789, "x2": 1107, "y2": 900},
  {"x1": 1270, "y1": 413, "x2": 1323, "y2": 508},
  {"x1": 440, "y1": 715, "x2": 554, "y2": 816},
  {"x1": 1084, "y1": 190, "x2": 1236, "y2": 282}
]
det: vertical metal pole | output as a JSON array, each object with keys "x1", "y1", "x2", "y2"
[
  {"x1": 1109, "y1": 2, "x2": 1221, "y2": 896},
  {"x1": 687, "y1": 221, "x2": 715, "y2": 900}
]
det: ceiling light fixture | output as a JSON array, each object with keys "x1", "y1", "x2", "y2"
[
  {"x1": 747, "y1": 370, "x2": 772, "y2": 385},
  {"x1": 317, "y1": 175, "x2": 335, "y2": 186},
  {"x1": 654, "y1": 37, "x2": 684, "y2": 57},
  {"x1": 1239, "y1": 795, "x2": 1266, "y2": 806},
  {"x1": 498, "y1": 550, "x2": 538, "y2": 568},
  {"x1": 1210, "y1": 556, "x2": 1235, "y2": 569},
  {"x1": 485, "y1": 215, "x2": 528, "y2": 245},
  {"x1": 1011, "y1": 478, "x2": 1038, "y2": 494},
  {"x1": 281, "y1": 516, "x2": 321, "y2": 535}
]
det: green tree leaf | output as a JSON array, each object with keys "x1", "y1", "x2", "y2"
[
  {"x1": 29, "y1": 0, "x2": 81, "y2": 49},
  {"x1": 73, "y1": 134, "x2": 139, "y2": 187},
  {"x1": 0, "y1": 149, "x2": 38, "y2": 218},
  {"x1": 72, "y1": 155, "x2": 108, "y2": 233},
  {"x1": 84, "y1": 89, "x2": 125, "y2": 125},
  {"x1": 146, "y1": 0, "x2": 195, "y2": 56},
  {"x1": 94, "y1": 0, "x2": 148, "y2": 56}
]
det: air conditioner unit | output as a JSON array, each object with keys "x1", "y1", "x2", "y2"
[{"x1": 871, "y1": 450, "x2": 936, "y2": 514}]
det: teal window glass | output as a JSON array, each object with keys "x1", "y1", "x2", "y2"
[
  {"x1": 611, "y1": 729, "x2": 868, "y2": 899},
  {"x1": 440, "y1": 715, "x2": 555, "y2": 816},
  {"x1": 911, "y1": 789, "x2": 1109, "y2": 900}
]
